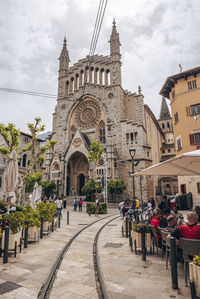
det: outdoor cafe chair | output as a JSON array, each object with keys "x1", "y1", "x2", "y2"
[
  {"x1": 149, "y1": 225, "x2": 160, "y2": 256},
  {"x1": 179, "y1": 238, "x2": 200, "y2": 287},
  {"x1": 159, "y1": 229, "x2": 170, "y2": 269}
]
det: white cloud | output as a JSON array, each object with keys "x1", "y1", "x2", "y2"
[{"x1": 0, "y1": 0, "x2": 200, "y2": 131}]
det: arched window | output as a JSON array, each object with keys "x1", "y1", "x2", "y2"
[
  {"x1": 162, "y1": 123, "x2": 165, "y2": 129},
  {"x1": 167, "y1": 122, "x2": 170, "y2": 128},
  {"x1": 99, "y1": 121, "x2": 106, "y2": 143}
]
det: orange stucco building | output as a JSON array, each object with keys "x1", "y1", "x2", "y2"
[
  {"x1": 160, "y1": 66, "x2": 200, "y2": 205},
  {"x1": 160, "y1": 66, "x2": 200, "y2": 154}
]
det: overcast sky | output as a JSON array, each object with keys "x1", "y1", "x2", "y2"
[{"x1": 0, "y1": 0, "x2": 200, "y2": 133}]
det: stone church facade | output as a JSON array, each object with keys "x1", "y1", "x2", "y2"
[{"x1": 46, "y1": 21, "x2": 165, "y2": 200}]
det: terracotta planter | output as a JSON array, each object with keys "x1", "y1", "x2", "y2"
[
  {"x1": 43, "y1": 221, "x2": 50, "y2": 232},
  {"x1": 131, "y1": 230, "x2": 151, "y2": 248},
  {"x1": 2, "y1": 230, "x2": 21, "y2": 250},
  {"x1": 28, "y1": 226, "x2": 40, "y2": 242},
  {"x1": 189, "y1": 262, "x2": 200, "y2": 296}
]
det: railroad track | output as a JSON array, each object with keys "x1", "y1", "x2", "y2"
[{"x1": 38, "y1": 215, "x2": 119, "y2": 299}]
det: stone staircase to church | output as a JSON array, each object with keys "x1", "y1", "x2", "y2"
[{"x1": 65, "y1": 196, "x2": 118, "y2": 209}]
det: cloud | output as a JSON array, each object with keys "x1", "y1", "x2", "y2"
[{"x1": 0, "y1": 0, "x2": 200, "y2": 131}]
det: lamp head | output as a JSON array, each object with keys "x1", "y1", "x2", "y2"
[{"x1": 129, "y1": 148, "x2": 136, "y2": 158}]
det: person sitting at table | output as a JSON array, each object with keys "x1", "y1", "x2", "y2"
[
  {"x1": 164, "y1": 215, "x2": 177, "y2": 233},
  {"x1": 171, "y1": 211, "x2": 200, "y2": 239},
  {"x1": 194, "y1": 205, "x2": 200, "y2": 223},
  {"x1": 158, "y1": 195, "x2": 167, "y2": 212},
  {"x1": 170, "y1": 204, "x2": 184, "y2": 225},
  {"x1": 150, "y1": 208, "x2": 162, "y2": 239},
  {"x1": 159, "y1": 208, "x2": 170, "y2": 228}
]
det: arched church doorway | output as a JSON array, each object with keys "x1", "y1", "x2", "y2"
[
  {"x1": 66, "y1": 152, "x2": 89, "y2": 196},
  {"x1": 78, "y1": 174, "x2": 85, "y2": 195}
]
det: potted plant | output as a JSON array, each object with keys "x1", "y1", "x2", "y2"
[
  {"x1": 131, "y1": 223, "x2": 151, "y2": 249},
  {"x1": 2, "y1": 212, "x2": 24, "y2": 250},
  {"x1": 189, "y1": 255, "x2": 200, "y2": 296},
  {"x1": 22, "y1": 205, "x2": 41, "y2": 242},
  {"x1": 36, "y1": 202, "x2": 56, "y2": 232}
]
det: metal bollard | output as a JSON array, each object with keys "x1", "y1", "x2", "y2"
[
  {"x1": 24, "y1": 221, "x2": 29, "y2": 248},
  {"x1": 63, "y1": 200, "x2": 66, "y2": 209},
  {"x1": 141, "y1": 232, "x2": 146, "y2": 261},
  {"x1": 190, "y1": 280, "x2": 196, "y2": 299},
  {"x1": 170, "y1": 237, "x2": 178, "y2": 289},
  {"x1": 58, "y1": 212, "x2": 61, "y2": 228},
  {"x1": 67, "y1": 211, "x2": 69, "y2": 225},
  {"x1": 128, "y1": 220, "x2": 132, "y2": 245},
  {"x1": 125, "y1": 217, "x2": 128, "y2": 238},
  {"x1": 40, "y1": 217, "x2": 44, "y2": 239},
  {"x1": 3, "y1": 226, "x2": 9, "y2": 264},
  {"x1": 51, "y1": 219, "x2": 54, "y2": 233}
]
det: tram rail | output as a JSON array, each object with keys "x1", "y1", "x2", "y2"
[{"x1": 38, "y1": 215, "x2": 119, "y2": 299}]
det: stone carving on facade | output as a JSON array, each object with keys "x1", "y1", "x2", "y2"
[
  {"x1": 74, "y1": 99, "x2": 101, "y2": 129},
  {"x1": 72, "y1": 138, "x2": 82, "y2": 147}
]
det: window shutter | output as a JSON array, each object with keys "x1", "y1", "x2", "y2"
[
  {"x1": 186, "y1": 106, "x2": 191, "y2": 116},
  {"x1": 189, "y1": 134, "x2": 195, "y2": 145}
]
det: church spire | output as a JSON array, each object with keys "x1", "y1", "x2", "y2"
[
  {"x1": 109, "y1": 20, "x2": 122, "y2": 86},
  {"x1": 58, "y1": 37, "x2": 70, "y2": 77},
  {"x1": 160, "y1": 97, "x2": 171, "y2": 120},
  {"x1": 109, "y1": 19, "x2": 121, "y2": 59}
]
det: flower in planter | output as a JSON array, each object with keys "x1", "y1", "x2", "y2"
[
  {"x1": 133, "y1": 223, "x2": 151, "y2": 234},
  {"x1": 193, "y1": 255, "x2": 200, "y2": 266}
]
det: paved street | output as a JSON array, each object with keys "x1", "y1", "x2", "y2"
[{"x1": 0, "y1": 207, "x2": 190, "y2": 298}]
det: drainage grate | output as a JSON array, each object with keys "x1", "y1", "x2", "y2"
[
  {"x1": 107, "y1": 224, "x2": 117, "y2": 227},
  {"x1": 78, "y1": 224, "x2": 88, "y2": 225},
  {"x1": 0, "y1": 281, "x2": 22, "y2": 295}
]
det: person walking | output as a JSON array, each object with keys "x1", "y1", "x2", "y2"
[
  {"x1": 55, "y1": 197, "x2": 62, "y2": 217},
  {"x1": 79, "y1": 197, "x2": 83, "y2": 212},
  {"x1": 95, "y1": 196, "x2": 100, "y2": 216},
  {"x1": 73, "y1": 197, "x2": 78, "y2": 212}
]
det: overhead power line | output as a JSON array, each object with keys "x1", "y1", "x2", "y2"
[
  {"x1": 81, "y1": 0, "x2": 108, "y2": 97},
  {"x1": 0, "y1": 88, "x2": 57, "y2": 99}
]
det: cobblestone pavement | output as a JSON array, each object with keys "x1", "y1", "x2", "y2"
[{"x1": 0, "y1": 207, "x2": 190, "y2": 299}]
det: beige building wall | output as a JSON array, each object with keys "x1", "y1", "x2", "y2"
[{"x1": 160, "y1": 66, "x2": 200, "y2": 206}]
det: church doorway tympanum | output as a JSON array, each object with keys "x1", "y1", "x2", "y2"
[{"x1": 66, "y1": 152, "x2": 89, "y2": 196}]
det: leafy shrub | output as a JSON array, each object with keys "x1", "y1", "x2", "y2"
[
  {"x1": 36, "y1": 202, "x2": 56, "y2": 222},
  {"x1": 4, "y1": 212, "x2": 25, "y2": 234},
  {"x1": 0, "y1": 201, "x2": 7, "y2": 213},
  {"x1": 86, "y1": 202, "x2": 107, "y2": 214},
  {"x1": 22, "y1": 205, "x2": 41, "y2": 227},
  {"x1": 16, "y1": 205, "x2": 25, "y2": 212}
]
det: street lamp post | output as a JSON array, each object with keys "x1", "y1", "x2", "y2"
[{"x1": 129, "y1": 148, "x2": 140, "y2": 203}]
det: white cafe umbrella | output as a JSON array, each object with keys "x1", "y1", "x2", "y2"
[
  {"x1": 31, "y1": 182, "x2": 42, "y2": 209},
  {"x1": 133, "y1": 150, "x2": 200, "y2": 177},
  {"x1": 4, "y1": 150, "x2": 18, "y2": 204}
]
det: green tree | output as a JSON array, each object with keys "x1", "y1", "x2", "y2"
[
  {"x1": 0, "y1": 123, "x2": 20, "y2": 159},
  {"x1": 82, "y1": 179, "x2": 102, "y2": 201},
  {"x1": 107, "y1": 179, "x2": 126, "y2": 201},
  {"x1": 22, "y1": 117, "x2": 56, "y2": 172},
  {"x1": 88, "y1": 140, "x2": 104, "y2": 163},
  {"x1": 22, "y1": 117, "x2": 56, "y2": 194},
  {"x1": 25, "y1": 171, "x2": 42, "y2": 193},
  {"x1": 41, "y1": 180, "x2": 56, "y2": 198}
]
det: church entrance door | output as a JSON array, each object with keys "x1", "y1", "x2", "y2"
[
  {"x1": 78, "y1": 174, "x2": 85, "y2": 195},
  {"x1": 66, "y1": 152, "x2": 89, "y2": 196}
]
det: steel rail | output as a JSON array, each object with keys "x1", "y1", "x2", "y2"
[
  {"x1": 38, "y1": 215, "x2": 113, "y2": 299},
  {"x1": 93, "y1": 216, "x2": 119, "y2": 299}
]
